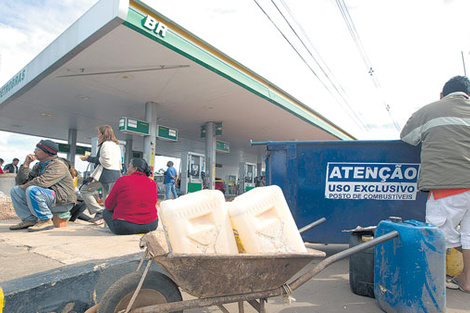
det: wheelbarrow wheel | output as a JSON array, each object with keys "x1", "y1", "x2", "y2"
[{"x1": 97, "y1": 270, "x2": 183, "y2": 313}]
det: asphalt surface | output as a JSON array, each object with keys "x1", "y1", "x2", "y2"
[{"x1": 0, "y1": 219, "x2": 468, "y2": 313}]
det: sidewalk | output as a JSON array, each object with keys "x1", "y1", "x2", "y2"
[
  {"x1": 0, "y1": 219, "x2": 468, "y2": 312},
  {"x1": 0, "y1": 219, "x2": 142, "y2": 282}
]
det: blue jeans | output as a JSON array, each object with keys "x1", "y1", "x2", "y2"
[
  {"x1": 10, "y1": 185, "x2": 56, "y2": 221},
  {"x1": 166, "y1": 183, "x2": 177, "y2": 200}
]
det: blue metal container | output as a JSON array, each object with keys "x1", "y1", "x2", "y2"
[
  {"x1": 374, "y1": 219, "x2": 446, "y2": 313},
  {"x1": 263, "y1": 140, "x2": 427, "y2": 243}
]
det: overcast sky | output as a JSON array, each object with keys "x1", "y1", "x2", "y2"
[{"x1": 1, "y1": 0, "x2": 470, "y2": 167}]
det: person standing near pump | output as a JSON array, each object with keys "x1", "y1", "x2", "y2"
[
  {"x1": 165, "y1": 161, "x2": 178, "y2": 200},
  {"x1": 80, "y1": 125, "x2": 122, "y2": 224},
  {"x1": 400, "y1": 75, "x2": 470, "y2": 293}
]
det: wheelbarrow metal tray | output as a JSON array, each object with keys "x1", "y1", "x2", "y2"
[{"x1": 152, "y1": 249, "x2": 325, "y2": 298}]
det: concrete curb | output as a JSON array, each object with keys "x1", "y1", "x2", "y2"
[{"x1": 0, "y1": 252, "x2": 163, "y2": 313}]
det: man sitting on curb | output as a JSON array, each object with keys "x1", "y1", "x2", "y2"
[{"x1": 9, "y1": 140, "x2": 77, "y2": 232}]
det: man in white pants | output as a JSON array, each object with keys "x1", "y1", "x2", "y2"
[{"x1": 401, "y1": 76, "x2": 470, "y2": 293}]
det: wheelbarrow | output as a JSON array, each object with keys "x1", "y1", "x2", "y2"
[{"x1": 95, "y1": 218, "x2": 398, "y2": 313}]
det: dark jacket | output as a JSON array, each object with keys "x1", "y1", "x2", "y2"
[{"x1": 4, "y1": 163, "x2": 18, "y2": 173}]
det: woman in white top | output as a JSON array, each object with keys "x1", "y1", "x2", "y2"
[{"x1": 80, "y1": 125, "x2": 122, "y2": 223}]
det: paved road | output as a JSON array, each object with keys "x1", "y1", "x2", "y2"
[{"x1": 0, "y1": 220, "x2": 468, "y2": 312}]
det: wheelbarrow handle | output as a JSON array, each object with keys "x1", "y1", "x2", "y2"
[
  {"x1": 289, "y1": 230, "x2": 399, "y2": 291},
  {"x1": 130, "y1": 231, "x2": 400, "y2": 313},
  {"x1": 299, "y1": 217, "x2": 326, "y2": 234}
]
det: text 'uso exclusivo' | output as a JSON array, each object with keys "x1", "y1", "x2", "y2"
[{"x1": 325, "y1": 162, "x2": 420, "y2": 201}]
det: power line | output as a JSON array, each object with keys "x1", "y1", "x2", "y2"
[
  {"x1": 335, "y1": 0, "x2": 401, "y2": 131},
  {"x1": 253, "y1": 0, "x2": 369, "y2": 132},
  {"x1": 274, "y1": 0, "x2": 365, "y2": 128}
]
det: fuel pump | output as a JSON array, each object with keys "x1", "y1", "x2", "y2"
[
  {"x1": 181, "y1": 152, "x2": 205, "y2": 194},
  {"x1": 239, "y1": 162, "x2": 257, "y2": 194}
]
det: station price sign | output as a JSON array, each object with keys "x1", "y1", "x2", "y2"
[
  {"x1": 157, "y1": 125, "x2": 178, "y2": 141},
  {"x1": 119, "y1": 117, "x2": 150, "y2": 136},
  {"x1": 58, "y1": 143, "x2": 91, "y2": 155},
  {"x1": 216, "y1": 140, "x2": 230, "y2": 153}
]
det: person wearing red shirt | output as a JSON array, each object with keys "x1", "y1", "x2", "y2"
[{"x1": 103, "y1": 158, "x2": 158, "y2": 235}]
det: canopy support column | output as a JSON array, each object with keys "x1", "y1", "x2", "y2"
[
  {"x1": 67, "y1": 128, "x2": 77, "y2": 167},
  {"x1": 144, "y1": 102, "x2": 158, "y2": 172},
  {"x1": 205, "y1": 121, "x2": 216, "y2": 190}
]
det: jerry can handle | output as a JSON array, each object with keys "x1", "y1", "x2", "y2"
[{"x1": 402, "y1": 219, "x2": 431, "y2": 227}]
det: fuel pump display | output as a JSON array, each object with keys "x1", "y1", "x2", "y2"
[
  {"x1": 239, "y1": 162, "x2": 257, "y2": 193},
  {"x1": 181, "y1": 152, "x2": 205, "y2": 194}
]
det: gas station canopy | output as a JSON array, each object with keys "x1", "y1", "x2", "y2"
[{"x1": 0, "y1": 0, "x2": 353, "y2": 162}]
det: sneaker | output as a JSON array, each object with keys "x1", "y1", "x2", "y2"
[
  {"x1": 446, "y1": 276, "x2": 459, "y2": 290},
  {"x1": 92, "y1": 218, "x2": 104, "y2": 225},
  {"x1": 446, "y1": 280, "x2": 459, "y2": 290},
  {"x1": 9, "y1": 220, "x2": 37, "y2": 230},
  {"x1": 28, "y1": 219, "x2": 54, "y2": 232},
  {"x1": 89, "y1": 213, "x2": 103, "y2": 223}
]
